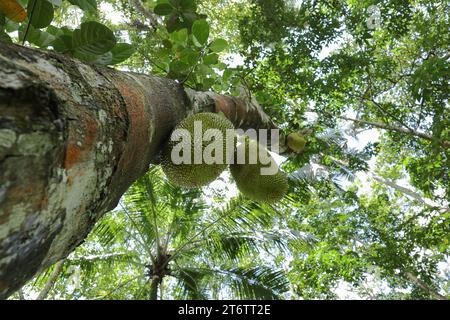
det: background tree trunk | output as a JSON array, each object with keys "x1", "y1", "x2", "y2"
[
  {"x1": 0, "y1": 43, "x2": 281, "y2": 299},
  {"x1": 149, "y1": 276, "x2": 159, "y2": 300}
]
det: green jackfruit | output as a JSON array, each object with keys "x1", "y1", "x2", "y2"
[
  {"x1": 287, "y1": 132, "x2": 306, "y2": 153},
  {"x1": 230, "y1": 137, "x2": 288, "y2": 203},
  {"x1": 161, "y1": 112, "x2": 235, "y2": 188}
]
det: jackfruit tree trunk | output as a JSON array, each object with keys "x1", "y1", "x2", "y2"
[{"x1": 0, "y1": 43, "x2": 282, "y2": 299}]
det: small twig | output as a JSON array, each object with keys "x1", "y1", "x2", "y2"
[
  {"x1": 36, "y1": 258, "x2": 66, "y2": 300},
  {"x1": 22, "y1": 0, "x2": 38, "y2": 45}
]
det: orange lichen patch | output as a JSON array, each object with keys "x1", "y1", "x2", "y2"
[
  {"x1": 116, "y1": 81, "x2": 142, "y2": 109},
  {"x1": 113, "y1": 77, "x2": 151, "y2": 171},
  {"x1": 64, "y1": 144, "x2": 82, "y2": 170},
  {"x1": 0, "y1": 180, "x2": 46, "y2": 224},
  {"x1": 64, "y1": 117, "x2": 98, "y2": 170}
]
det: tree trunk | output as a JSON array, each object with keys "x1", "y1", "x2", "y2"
[
  {"x1": 149, "y1": 276, "x2": 159, "y2": 300},
  {"x1": 0, "y1": 43, "x2": 283, "y2": 299}
]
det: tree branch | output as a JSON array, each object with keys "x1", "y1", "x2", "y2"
[
  {"x1": 405, "y1": 272, "x2": 447, "y2": 300},
  {"x1": 128, "y1": 0, "x2": 159, "y2": 30},
  {"x1": 36, "y1": 259, "x2": 66, "y2": 300},
  {"x1": 338, "y1": 115, "x2": 450, "y2": 148}
]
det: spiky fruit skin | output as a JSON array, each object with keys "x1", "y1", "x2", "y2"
[
  {"x1": 161, "y1": 112, "x2": 235, "y2": 188},
  {"x1": 287, "y1": 132, "x2": 306, "y2": 153},
  {"x1": 230, "y1": 138, "x2": 288, "y2": 203}
]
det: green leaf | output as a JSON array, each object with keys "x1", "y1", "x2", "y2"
[
  {"x1": 5, "y1": 19, "x2": 20, "y2": 32},
  {"x1": 166, "y1": 12, "x2": 185, "y2": 33},
  {"x1": 53, "y1": 34, "x2": 73, "y2": 53},
  {"x1": 168, "y1": 0, "x2": 181, "y2": 6},
  {"x1": 0, "y1": 13, "x2": 5, "y2": 27},
  {"x1": 203, "y1": 53, "x2": 218, "y2": 65},
  {"x1": 45, "y1": 25, "x2": 64, "y2": 37},
  {"x1": 67, "y1": 0, "x2": 97, "y2": 12},
  {"x1": 91, "y1": 43, "x2": 135, "y2": 65},
  {"x1": 154, "y1": 3, "x2": 173, "y2": 16},
  {"x1": 170, "y1": 60, "x2": 190, "y2": 72},
  {"x1": 170, "y1": 28, "x2": 188, "y2": 45},
  {"x1": 27, "y1": 0, "x2": 54, "y2": 29},
  {"x1": 110, "y1": 43, "x2": 135, "y2": 64},
  {"x1": 162, "y1": 39, "x2": 172, "y2": 49},
  {"x1": 216, "y1": 62, "x2": 227, "y2": 70},
  {"x1": 179, "y1": 48, "x2": 199, "y2": 65},
  {"x1": 192, "y1": 19, "x2": 209, "y2": 46},
  {"x1": 169, "y1": 60, "x2": 190, "y2": 77},
  {"x1": 209, "y1": 38, "x2": 228, "y2": 53},
  {"x1": 222, "y1": 68, "x2": 233, "y2": 82},
  {"x1": 198, "y1": 64, "x2": 212, "y2": 76},
  {"x1": 182, "y1": 11, "x2": 197, "y2": 24},
  {"x1": 201, "y1": 76, "x2": 215, "y2": 89},
  {"x1": 72, "y1": 21, "x2": 116, "y2": 57},
  {"x1": 180, "y1": 0, "x2": 196, "y2": 11},
  {"x1": 23, "y1": 25, "x2": 55, "y2": 47}
]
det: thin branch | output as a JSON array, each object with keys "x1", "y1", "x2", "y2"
[
  {"x1": 326, "y1": 154, "x2": 449, "y2": 212},
  {"x1": 95, "y1": 275, "x2": 142, "y2": 300},
  {"x1": 405, "y1": 272, "x2": 447, "y2": 300},
  {"x1": 338, "y1": 115, "x2": 450, "y2": 148},
  {"x1": 67, "y1": 252, "x2": 133, "y2": 264},
  {"x1": 128, "y1": 0, "x2": 159, "y2": 30},
  {"x1": 371, "y1": 175, "x2": 449, "y2": 213},
  {"x1": 22, "y1": 0, "x2": 38, "y2": 45},
  {"x1": 36, "y1": 258, "x2": 66, "y2": 300}
]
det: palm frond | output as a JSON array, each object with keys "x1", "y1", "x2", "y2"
[
  {"x1": 289, "y1": 163, "x2": 329, "y2": 184},
  {"x1": 204, "y1": 228, "x2": 315, "y2": 261},
  {"x1": 171, "y1": 266, "x2": 209, "y2": 300},
  {"x1": 315, "y1": 128, "x2": 346, "y2": 146},
  {"x1": 223, "y1": 266, "x2": 289, "y2": 300}
]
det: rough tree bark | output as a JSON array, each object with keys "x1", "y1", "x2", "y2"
[{"x1": 0, "y1": 43, "x2": 286, "y2": 299}]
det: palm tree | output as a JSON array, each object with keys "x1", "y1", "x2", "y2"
[{"x1": 21, "y1": 166, "x2": 311, "y2": 300}]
